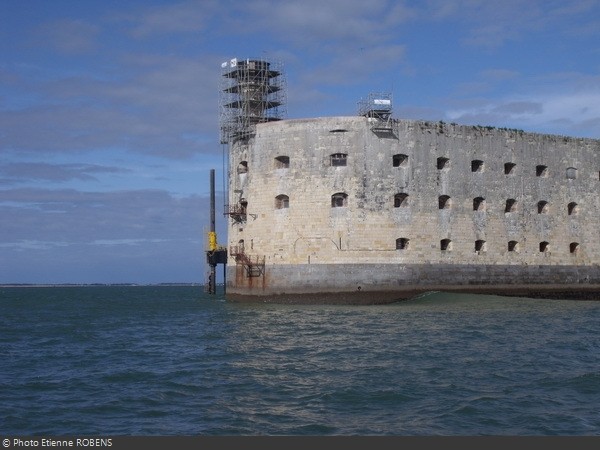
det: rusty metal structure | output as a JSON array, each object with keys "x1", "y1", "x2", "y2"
[{"x1": 229, "y1": 245, "x2": 265, "y2": 278}]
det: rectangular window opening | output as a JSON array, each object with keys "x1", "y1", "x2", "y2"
[
  {"x1": 437, "y1": 157, "x2": 450, "y2": 170},
  {"x1": 505, "y1": 199, "x2": 517, "y2": 213},
  {"x1": 440, "y1": 239, "x2": 452, "y2": 251},
  {"x1": 330, "y1": 153, "x2": 347, "y2": 167},
  {"x1": 536, "y1": 165, "x2": 548, "y2": 177},
  {"x1": 396, "y1": 238, "x2": 409, "y2": 250},
  {"x1": 504, "y1": 162, "x2": 516, "y2": 175},
  {"x1": 393, "y1": 154, "x2": 408, "y2": 167},
  {"x1": 471, "y1": 160, "x2": 484, "y2": 172},
  {"x1": 275, "y1": 156, "x2": 290, "y2": 169},
  {"x1": 475, "y1": 240, "x2": 486, "y2": 253}
]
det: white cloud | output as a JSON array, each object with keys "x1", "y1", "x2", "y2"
[
  {"x1": 91, "y1": 238, "x2": 169, "y2": 246},
  {"x1": 0, "y1": 240, "x2": 70, "y2": 251},
  {"x1": 0, "y1": 54, "x2": 219, "y2": 158},
  {"x1": 116, "y1": 0, "x2": 218, "y2": 38},
  {"x1": 446, "y1": 91, "x2": 600, "y2": 137},
  {"x1": 0, "y1": 162, "x2": 127, "y2": 184},
  {"x1": 34, "y1": 19, "x2": 100, "y2": 54},
  {"x1": 236, "y1": 0, "x2": 415, "y2": 45},
  {"x1": 423, "y1": 0, "x2": 600, "y2": 49}
]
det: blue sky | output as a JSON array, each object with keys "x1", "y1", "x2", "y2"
[{"x1": 1, "y1": 0, "x2": 599, "y2": 284}]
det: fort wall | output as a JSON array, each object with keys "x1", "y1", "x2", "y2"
[{"x1": 225, "y1": 116, "x2": 600, "y2": 302}]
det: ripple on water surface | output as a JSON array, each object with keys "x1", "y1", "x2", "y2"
[{"x1": 1, "y1": 287, "x2": 599, "y2": 435}]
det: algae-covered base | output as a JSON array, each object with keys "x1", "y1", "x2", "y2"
[{"x1": 226, "y1": 284, "x2": 600, "y2": 304}]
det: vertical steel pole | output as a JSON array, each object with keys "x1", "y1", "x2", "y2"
[{"x1": 208, "y1": 169, "x2": 217, "y2": 294}]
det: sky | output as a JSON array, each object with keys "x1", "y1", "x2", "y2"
[{"x1": 1, "y1": 0, "x2": 599, "y2": 284}]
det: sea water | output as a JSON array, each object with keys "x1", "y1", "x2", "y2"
[{"x1": 1, "y1": 286, "x2": 599, "y2": 435}]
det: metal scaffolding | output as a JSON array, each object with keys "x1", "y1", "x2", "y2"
[
  {"x1": 357, "y1": 92, "x2": 394, "y2": 132},
  {"x1": 219, "y1": 58, "x2": 286, "y2": 144}
]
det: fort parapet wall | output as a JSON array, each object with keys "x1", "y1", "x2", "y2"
[{"x1": 226, "y1": 117, "x2": 600, "y2": 302}]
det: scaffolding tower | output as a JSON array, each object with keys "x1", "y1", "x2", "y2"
[
  {"x1": 219, "y1": 58, "x2": 286, "y2": 144},
  {"x1": 358, "y1": 92, "x2": 393, "y2": 132}
]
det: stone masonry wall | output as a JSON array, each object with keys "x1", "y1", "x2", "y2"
[{"x1": 226, "y1": 116, "x2": 600, "y2": 299}]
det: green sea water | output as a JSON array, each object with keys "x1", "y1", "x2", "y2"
[{"x1": 1, "y1": 286, "x2": 599, "y2": 435}]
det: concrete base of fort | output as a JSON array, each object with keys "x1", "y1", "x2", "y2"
[{"x1": 225, "y1": 263, "x2": 600, "y2": 304}]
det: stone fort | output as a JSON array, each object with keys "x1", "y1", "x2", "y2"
[{"x1": 218, "y1": 58, "x2": 600, "y2": 303}]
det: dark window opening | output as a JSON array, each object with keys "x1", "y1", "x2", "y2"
[
  {"x1": 539, "y1": 241, "x2": 549, "y2": 253},
  {"x1": 393, "y1": 154, "x2": 409, "y2": 167},
  {"x1": 329, "y1": 129, "x2": 348, "y2": 133},
  {"x1": 396, "y1": 238, "x2": 409, "y2": 250},
  {"x1": 439, "y1": 195, "x2": 451, "y2": 209},
  {"x1": 568, "y1": 202, "x2": 579, "y2": 215},
  {"x1": 331, "y1": 192, "x2": 348, "y2": 207},
  {"x1": 330, "y1": 153, "x2": 347, "y2": 167},
  {"x1": 505, "y1": 199, "x2": 517, "y2": 213},
  {"x1": 237, "y1": 161, "x2": 248, "y2": 174},
  {"x1": 537, "y1": 201, "x2": 549, "y2": 214},
  {"x1": 275, "y1": 194, "x2": 289, "y2": 209},
  {"x1": 475, "y1": 240, "x2": 486, "y2": 252},
  {"x1": 570, "y1": 242, "x2": 580, "y2": 254},
  {"x1": 471, "y1": 160, "x2": 484, "y2": 172},
  {"x1": 437, "y1": 157, "x2": 450, "y2": 170},
  {"x1": 473, "y1": 197, "x2": 486, "y2": 211},
  {"x1": 440, "y1": 239, "x2": 452, "y2": 251},
  {"x1": 508, "y1": 241, "x2": 519, "y2": 252},
  {"x1": 275, "y1": 156, "x2": 290, "y2": 169},
  {"x1": 504, "y1": 162, "x2": 516, "y2": 175},
  {"x1": 536, "y1": 165, "x2": 548, "y2": 177},
  {"x1": 394, "y1": 193, "x2": 409, "y2": 207}
]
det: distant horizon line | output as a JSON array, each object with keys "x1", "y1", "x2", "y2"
[{"x1": 0, "y1": 282, "x2": 218, "y2": 287}]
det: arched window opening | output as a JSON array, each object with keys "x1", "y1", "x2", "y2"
[
  {"x1": 275, "y1": 156, "x2": 289, "y2": 169},
  {"x1": 275, "y1": 194, "x2": 289, "y2": 209},
  {"x1": 331, "y1": 192, "x2": 348, "y2": 208},
  {"x1": 475, "y1": 240, "x2": 487, "y2": 253},
  {"x1": 437, "y1": 157, "x2": 450, "y2": 170},
  {"x1": 396, "y1": 238, "x2": 409, "y2": 250},
  {"x1": 568, "y1": 202, "x2": 579, "y2": 215},
  {"x1": 471, "y1": 160, "x2": 484, "y2": 172},
  {"x1": 394, "y1": 193, "x2": 409, "y2": 208},
  {"x1": 570, "y1": 242, "x2": 580, "y2": 254},
  {"x1": 473, "y1": 197, "x2": 486, "y2": 211},
  {"x1": 440, "y1": 239, "x2": 452, "y2": 251},
  {"x1": 439, "y1": 195, "x2": 451, "y2": 210},
  {"x1": 539, "y1": 241, "x2": 549, "y2": 253},
  {"x1": 537, "y1": 201, "x2": 549, "y2": 214},
  {"x1": 330, "y1": 153, "x2": 347, "y2": 167},
  {"x1": 237, "y1": 161, "x2": 248, "y2": 174},
  {"x1": 566, "y1": 167, "x2": 577, "y2": 180},
  {"x1": 536, "y1": 165, "x2": 548, "y2": 177},
  {"x1": 508, "y1": 241, "x2": 519, "y2": 252},
  {"x1": 504, "y1": 162, "x2": 516, "y2": 175},
  {"x1": 393, "y1": 154, "x2": 409, "y2": 167}
]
